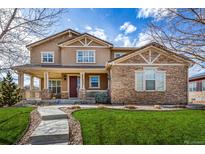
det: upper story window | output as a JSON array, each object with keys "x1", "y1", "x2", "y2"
[
  {"x1": 135, "y1": 68, "x2": 166, "y2": 91},
  {"x1": 41, "y1": 52, "x2": 54, "y2": 63},
  {"x1": 89, "y1": 75, "x2": 100, "y2": 88},
  {"x1": 114, "y1": 52, "x2": 126, "y2": 58},
  {"x1": 189, "y1": 82, "x2": 197, "y2": 92},
  {"x1": 76, "y1": 50, "x2": 95, "y2": 63}
]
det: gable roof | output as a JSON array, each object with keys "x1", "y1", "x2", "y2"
[
  {"x1": 189, "y1": 72, "x2": 205, "y2": 81},
  {"x1": 26, "y1": 28, "x2": 81, "y2": 48},
  {"x1": 58, "y1": 33, "x2": 113, "y2": 47},
  {"x1": 108, "y1": 42, "x2": 194, "y2": 65}
]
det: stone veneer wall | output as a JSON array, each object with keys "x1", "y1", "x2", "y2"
[{"x1": 110, "y1": 65, "x2": 188, "y2": 105}]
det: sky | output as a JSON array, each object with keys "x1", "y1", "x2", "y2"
[
  {"x1": 9, "y1": 8, "x2": 205, "y2": 85},
  {"x1": 45, "y1": 8, "x2": 203, "y2": 76},
  {"x1": 50, "y1": 8, "x2": 152, "y2": 47}
]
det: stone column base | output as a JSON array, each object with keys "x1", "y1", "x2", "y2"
[
  {"x1": 20, "y1": 89, "x2": 26, "y2": 100},
  {"x1": 41, "y1": 89, "x2": 53, "y2": 100},
  {"x1": 61, "y1": 92, "x2": 69, "y2": 99},
  {"x1": 78, "y1": 89, "x2": 86, "y2": 100}
]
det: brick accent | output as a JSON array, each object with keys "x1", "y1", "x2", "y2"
[
  {"x1": 41, "y1": 89, "x2": 53, "y2": 100},
  {"x1": 61, "y1": 92, "x2": 68, "y2": 99},
  {"x1": 110, "y1": 65, "x2": 188, "y2": 105},
  {"x1": 78, "y1": 89, "x2": 86, "y2": 99}
]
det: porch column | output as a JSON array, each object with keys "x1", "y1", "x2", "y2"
[
  {"x1": 30, "y1": 76, "x2": 34, "y2": 90},
  {"x1": 44, "y1": 72, "x2": 49, "y2": 89},
  {"x1": 18, "y1": 72, "x2": 24, "y2": 89},
  {"x1": 41, "y1": 72, "x2": 52, "y2": 100},
  {"x1": 39, "y1": 78, "x2": 42, "y2": 91},
  {"x1": 79, "y1": 72, "x2": 86, "y2": 99},
  {"x1": 80, "y1": 72, "x2": 85, "y2": 90}
]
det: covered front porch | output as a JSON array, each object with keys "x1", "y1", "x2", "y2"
[{"x1": 13, "y1": 65, "x2": 109, "y2": 101}]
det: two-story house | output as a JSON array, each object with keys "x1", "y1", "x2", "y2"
[{"x1": 13, "y1": 28, "x2": 193, "y2": 105}]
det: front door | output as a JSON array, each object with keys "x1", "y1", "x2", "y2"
[{"x1": 69, "y1": 76, "x2": 78, "y2": 97}]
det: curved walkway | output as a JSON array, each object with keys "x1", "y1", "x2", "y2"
[{"x1": 30, "y1": 107, "x2": 69, "y2": 145}]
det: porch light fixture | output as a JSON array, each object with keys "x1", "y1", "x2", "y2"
[{"x1": 63, "y1": 75, "x2": 67, "y2": 80}]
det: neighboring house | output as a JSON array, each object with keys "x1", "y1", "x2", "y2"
[
  {"x1": 189, "y1": 72, "x2": 205, "y2": 103},
  {"x1": 12, "y1": 28, "x2": 193, "y2": 105}
]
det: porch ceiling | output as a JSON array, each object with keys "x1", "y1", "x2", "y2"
[{"x1": 12, "y1": 64, "x2": 107, "y2": 78}]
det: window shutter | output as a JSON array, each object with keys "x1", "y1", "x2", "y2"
[
  {"x1": 135, "y1": 72, "x2": 144, "y2": 91},
  {"x1": 156, "y1": 72, "x2": 166, "y2": 91}
]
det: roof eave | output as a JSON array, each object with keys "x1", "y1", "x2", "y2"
[{"x1": 26, "y1": 29, "x2": 81, "y2": 49}]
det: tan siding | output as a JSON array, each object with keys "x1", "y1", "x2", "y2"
[
  {"x1": 61, "y1": 74, "x2": 67, "y2": 91},
  {"x1": 30, "y1": 33, "x2": 78, "y2": 64},
  {"x1": 61, "y1": 47, "x2": 111, "y2": 65}
]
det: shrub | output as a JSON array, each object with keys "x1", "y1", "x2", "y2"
[
  {"x1": 95, "y1": 92, "x2": 109, "y2": 104},
  {"x1": 125, "y1": 105, "x2": 137, "y2": 109},
  {"x1": 0, "y1": 71, "x2": 22, "y2": 107}
]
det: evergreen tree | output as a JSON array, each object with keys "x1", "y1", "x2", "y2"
[{"x1": 0, "y1": 71, "x2": 22, "y2": 107}]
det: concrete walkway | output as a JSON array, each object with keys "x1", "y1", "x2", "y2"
[{"x1": 30, "y1": 107, "x2": 69, "y2": 145}]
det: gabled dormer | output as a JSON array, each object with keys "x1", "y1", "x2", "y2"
[
  {"x1": 58, "y1": 33, "x2": 113, "y2": 65},
  {"x1": 28, "y1": 29, "x2": 81, "y2": 65}
]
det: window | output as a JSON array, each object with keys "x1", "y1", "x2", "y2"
[
  {"x1": 89, "y1": 76, "x2": 100, "y2": 88},
  {"x1": 203, "y1": 80, "x2": 205, "y2": 91},
  {"x1": 135, "y1": 68, "x2": 166, "y2": 91},
  {"x1": 48, "y1": 80, "x2": 61, "y2": 94},
  {"x1": 41, "y1": 52, "x2": 54, "y2": 63},
  {"x1": 76, "y1": 50, "x2": 95, "y2": 63},
  {"x1": 145, "y1": 69, "x2": 156, "y2": 90},
  {"x1": 189, "y1": 82, "x2": 197, "y2": 92},
  {"x1": 114, "y1": 52, "x2": 126, "y2": 58}
]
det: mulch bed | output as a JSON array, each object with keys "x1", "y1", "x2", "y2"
[
  {"x1": 17, "y1": 109, "x2": 41, "y2": 145},
  {"x1": 60, "y1": 107, "x2": 83, "y2": 145}
]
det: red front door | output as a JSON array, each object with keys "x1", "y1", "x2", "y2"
[{"x1": 69, "y1": 76, "x2": 78, "y2": 97}]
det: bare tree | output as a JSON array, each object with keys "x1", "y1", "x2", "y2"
[
  {"x1": 0, "y1": 8, "x2": 67, "y2": 73},
  {"x1": 147, "y1": 8, "x2": 205, "y2": 67}
]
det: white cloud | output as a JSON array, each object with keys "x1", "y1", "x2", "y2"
[
  {"x1": 114, "y1": 34, "x2": 132, "y2": 47},
  {"x1": 115, "y1": 30, "x2": 154, "y2": 47},
  {"x1": 85, "y1": 25, "x2": 92, "y2": 31},
  {"x1": 137, "y1": 8, "x2": 170, "y2": 21},
  {"x1": 87, "y1": 27, "x2": 107, "y2": 40},
  {"x1": 120, "y1": 22, "x2": 137, "y2": 34},
  {"x1": 133, "y1": 31, "x2": 153, "y2": 47},
  {"x1": 67, "y1": 18, "x2": 71, "y2": 22}
]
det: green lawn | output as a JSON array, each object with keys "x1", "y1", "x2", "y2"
[
  {"x1": 0, "y1": 107, "x2": 33, "y2": 145},
  {"x1": 73, "y1": 109, "x2": 205, "y2": 145}
]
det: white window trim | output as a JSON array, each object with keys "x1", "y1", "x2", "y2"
[
  {"x1": 89, "y1": 75, "x2": 100, "y2": 88},
  {"x1": 48, "y1": 79, "x2": 61, "y2": 94},
  {"x1": 135, "y1": 69, "x2": 166, "y2": 92},
  {"x1": 41, "y1": 51, "x2": 54, "y2": 63},
  {"x1": 202, "y1": 80, "x2": 205, "y2": 91},
  {"x1": 76, "y1": 50, "x2": 96, "y2": 63},
  {"x1": 114, "y1": 52, "x2": 126, "y2": 58}
]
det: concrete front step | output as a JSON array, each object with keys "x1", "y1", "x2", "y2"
[
  {"x1": 38, "y1": 107, "x2": 67, "y2": 120},
  {"x1": 31, "y1": 119, "x2": 69, "y2": 145}
]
